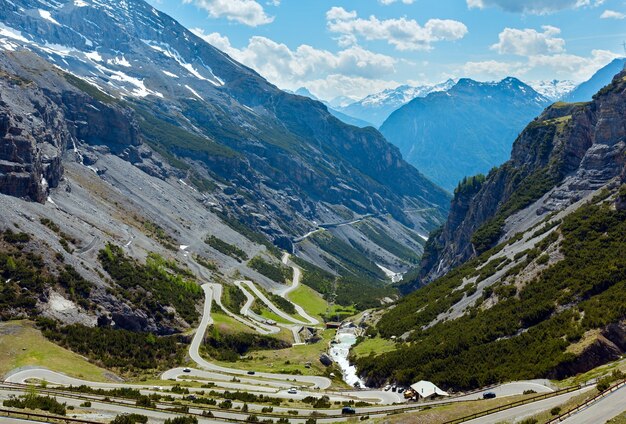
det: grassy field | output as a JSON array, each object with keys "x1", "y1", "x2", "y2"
[
  {"x1": 212, "y1": 311, "x2": 257, "y2": 334},
  {"x1": 259, "y1": 308, "x2": 294, "y2": 325},
  {"x1": 287, "y1": 284, "x2": 328, "y2": 322},
  {"x1": 555, "y1": 357, "x2": 626, "y2": 388},
  {"x1": 214, "y1": 329, "x2": 336, "y2": 377},
  {"x1": 0, "y1": 320, "x2": 110, "y2": 382},
  {"x1": 325, "y1": 304, "x2": 357, "y2": 322},
  {"x1": 608, "y1": 411, "x2": 626, "y2": 424},
  {"x1": 352, "y1": 336, "x2": 397, "y2": 358}
]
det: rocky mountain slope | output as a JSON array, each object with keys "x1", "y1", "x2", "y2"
[
  {"x1": 418, "y1": 70, "x2": 626, "y2": 285},
  {"x1": 380, "y1": 77, "x2": 551, "y2": 191},
  {"x1": 354, "y1": 70, "x2": 626, "y2": 391},
  {"x1": 0, "y1": 0, "x2": 450, "y2": 315},
  {"x1": 566, "y1": 58, "x2": 625, "y2": 102},
  {"x1": 336, "y1": 80, "x2": 456, "y2": 128},
  {"x1": 292, "y1": 87, "x2": 374, "y2": 128}
]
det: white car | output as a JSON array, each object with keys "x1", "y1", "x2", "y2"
[
  {"x1": 383, "y1": 385, "x2": 391, "y2": 391},
  {"x1": 287, "y1": 388, "x2": 297, "y2": 394}
]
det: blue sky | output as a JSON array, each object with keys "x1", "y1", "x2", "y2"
[{"x1": 147, "y1": 0, "x2": 626, "y2": 101}]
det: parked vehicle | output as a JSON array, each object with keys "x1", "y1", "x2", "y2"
[
  {"x1": 383, "y1": 385, "x2": 391, "y2": 391},
  {"x1": 288, "y1": 388, "x2": 297, "y2": 394},
  {"x1": 483, "y1": 392, "x2": 496, "y2": 399},
  {"x1": 342, "y1": 407, "x2": 356, "y2": 415},
  {"x1": 391, "y1": 385, "x2": 397, "y2": 392}
]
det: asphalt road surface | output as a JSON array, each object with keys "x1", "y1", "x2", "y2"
[{"x1": 560, "y1": 383, "x2": 626, "y2": 424}]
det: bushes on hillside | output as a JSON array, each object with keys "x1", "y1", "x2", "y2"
[
  {"x1": 3, "y1": 393, "x2": 66, "y2": 416},
  {"x1": 205, "y1": 235, "x2": 248, "y2": 262},
  {"x1": 204, "y1": 326, "x2": 290, "y2": 361},
  {"x1": 98, "y1": 244, "x2": 202, "y2": 324},
  {"x1": 39, "y1": 320, "x2": 186, "y2": 370},
  {"x1": 248, "y1": 256, "x2": 292, "y2": 283},
  {"x1": 358, "y1": 199, "x2": 626, "y2": 390}
]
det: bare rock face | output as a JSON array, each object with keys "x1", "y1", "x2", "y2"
[
  {"x1": 418, "y1": 70, "x2": 626, "y2": 285},
  {"x1": 0, "y1": 51, "x2": 160, "y2": 203},
  {"x1": 0, "y1": 72, "x2": 68, "y2": 202}
]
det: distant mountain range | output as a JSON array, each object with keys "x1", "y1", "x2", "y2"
[
  {"x1": 380, "y1": 77, "x2": 551, "y2": 191},
  {"x1": 334, "y1": 80, "x2": 456, "y2": 127},
  {"x1": 566, "y1": 58, "x2": 626, "y2": 102}
]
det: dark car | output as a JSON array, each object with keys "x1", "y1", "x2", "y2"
[
  {"x1": 341, "y1": 407, "x2": 356, "y2": 415},
  {"x1": 483, "y1": 392, "x2": 496, "y2": 399},
  {"x1": 183, "y1": 368, "x2": 191, "y2": 373},
  {"x1": 247, "y1": 371, "x2": 256, "y2": 375}
]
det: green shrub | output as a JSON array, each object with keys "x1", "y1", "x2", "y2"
[
  {"x1": 110, "y1": 414, "x2": 149, "y2": 424},
  {"x1": 204, "y1": 326, "x2": 290, "y2": 361},
  {"x1": 205, "y1": 236, "x2": 248, "y2": 262},
  {"x1": 3, "y1": 394, "x2": 66, "y2": 416},
  {"x1": 98, "y1": 244, "x2": 202, "y2": 324},
  {"x1": 163, "y1": 417, "x2": 198, "y2": 424},
  {"x1": 248, "y1": 256, "x2": 293, "y2": 283},
  {"x1": 40, "y1": 322, "x2": 185, "y2": 370}
]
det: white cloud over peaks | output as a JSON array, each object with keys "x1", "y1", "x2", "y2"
[
  {"x1": 462, "y1": 60, "x2": 527, "y2": 79},
  {"x1": 462, "y1": 49, "x2": 619, "y2": 82},
  {"x1": 182, "y1": 0, "x2": 273, "y2": 26},
  {"x1": 601, "y1": 9, "x2": 626, "y2": 19},
  {"x1": 326, "y1": 7, "x2": 468, "y2": 51},
  {"x1": 191, "y1": 28, "x2": 398, "y2": 98},
  {"x1": 528, "y1": 49, "x2": 620, "y2": 81},
  {"x1": 467, "y1": 0, "x2": 604, "y2": 14},
  {"x1": 492, "y1": 26, "x2": 565, "y2": 56}
]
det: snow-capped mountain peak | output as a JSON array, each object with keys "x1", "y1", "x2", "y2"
[
  {"x1": 528, "y1": 79, "x2": 576, "y2": 101},
  {"x1": 337, "y1": 79, "x2": 456, "y2": 127}
]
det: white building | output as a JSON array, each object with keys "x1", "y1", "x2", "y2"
[{"x1": 409, "y1": 380, "x2": 449, "y2": 400}]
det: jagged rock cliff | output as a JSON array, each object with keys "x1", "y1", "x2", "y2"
[
  {"x1": 418, "y1": 70, "x2": 626, "y2": 286},
  {"x1": 0, "y1": 68, "x2": 67, "y2": 202},
  {"x1": 0, "y1": 51, "x2": 158, "y2": 202}
]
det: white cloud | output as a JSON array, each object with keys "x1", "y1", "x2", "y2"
[
  {"x1": 191, "y1": 28, "x2": 398, "y2": 98},
  {"x1": 326, "y1": 7, "x2": 468, "y2": 51},
  {"x1": 528, "y1": 49, "x2": 620, "y2": 80},
  {"x1": 462, "y1": 60, "x2": 528, "y2": 79},
  {"x1": 601, "y1": 9, "x2": 626, "y2": 19},
  {"x1": 491, "y1": 26, "x2": 565, "y2": 56},
  {"x1": 379, "y1": 0, "x2": 416, "y2": 4},
  {"x1": 467, "y1": 0, "x2": 604, "y2": 14},
  {"x1": 182, "y1": 0, "x2": 273, "y2": 26},
  {"x1": 305, "y1": 75, "x2": 401, "y2": 101},
  {"x1": 461, "y1": 49, "x2": 620, "y2": 82}
]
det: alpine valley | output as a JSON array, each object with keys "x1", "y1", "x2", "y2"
[{"x1": 0, "y1": 1, "x2": 625, "y2": 424}]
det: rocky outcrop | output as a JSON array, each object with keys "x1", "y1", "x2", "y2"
[
  {"x1": 0, "y1": 70, "x2": 68, "y2": 202},
  {"x1": 418, "y1": 70, "x2": 626, "y2": 285},
  {"x1": 549, "y1": 322, "x2": 626, "y2": 380},
  {"x1": 0, "y1": 51, "x2": 166, "y2": 202}
]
